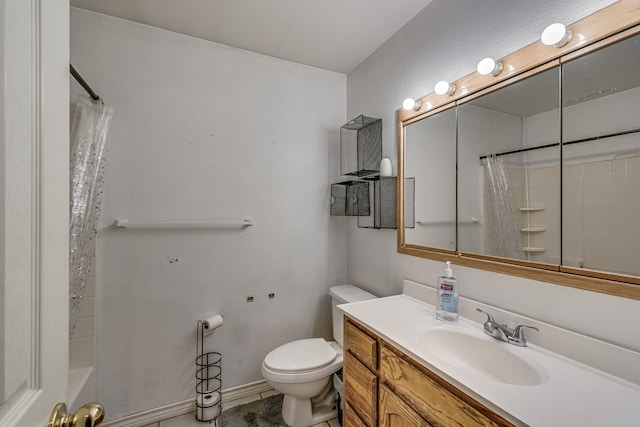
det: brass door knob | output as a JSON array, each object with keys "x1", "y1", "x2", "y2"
[{"x1": 48, "y1": 402, "x2": 105, "y2": 427}]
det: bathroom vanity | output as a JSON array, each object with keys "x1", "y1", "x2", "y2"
[
  {"x1": 343, "y1": 318, "x2": 513, "y2": 426},
  {"x1": 339, "y1": 281, "x2": 640, "y2": 426}
]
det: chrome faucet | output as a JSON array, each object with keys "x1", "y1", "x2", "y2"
[{"x1": 476, "y1": 308, "x2": 538, "y2": 347}]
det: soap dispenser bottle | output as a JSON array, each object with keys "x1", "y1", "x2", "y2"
[{"x1": 436, "y1": 261, "x2": 459, "y2": 321}]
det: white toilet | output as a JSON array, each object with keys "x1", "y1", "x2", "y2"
[{"x1": 261, "y1": 285, "x2": 377, "y2": 427}]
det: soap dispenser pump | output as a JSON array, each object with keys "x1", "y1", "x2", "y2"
[{"x1": 436, "y1": 261, "x2": 459, "y2": 321}]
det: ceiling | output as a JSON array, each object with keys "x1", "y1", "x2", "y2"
[{"x1": 70, "y1": 0, "x2": 433, "y2": 74}]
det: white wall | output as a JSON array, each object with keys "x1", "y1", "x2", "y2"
[
  {"x1": 346, "y1": 0, "x2": 640, "y2": 356},
  {"x1": 71, "y1": 8, "x2": 347, "y2": 420}
]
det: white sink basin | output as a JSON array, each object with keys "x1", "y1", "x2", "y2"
[{"x1": 419, "y1": 327, "x2": 548, "y2": 386}]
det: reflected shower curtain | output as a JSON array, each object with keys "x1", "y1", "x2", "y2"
[
  {"x1": 69, "y1": 95, "x2": 114, "y2": 335},
  {"x1": 483, "y1": 156, "x2": 523, "y2": 260}
]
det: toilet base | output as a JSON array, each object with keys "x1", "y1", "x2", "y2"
[{"x1": 281, "y1": 380, "x2": 338, "y2": 427}]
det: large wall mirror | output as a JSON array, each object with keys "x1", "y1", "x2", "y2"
[{"x1": 398, "y1": 1, "x2": 640, "y2": 300}]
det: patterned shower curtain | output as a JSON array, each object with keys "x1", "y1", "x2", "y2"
[
  {"x1": 483, "y1": 156, "x2": 523, "y2": 260},
  {"x1": 69, "y1": 95, "x2": 114, "y2": 335}
]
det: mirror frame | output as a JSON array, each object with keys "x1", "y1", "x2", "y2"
[{"x1": 397, "y1": 0, "x2": 640, "y2": 300}]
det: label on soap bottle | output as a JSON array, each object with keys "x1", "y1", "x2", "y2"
[{"x1": 439, "y1": 288, "x2": 457, "y2": 312}]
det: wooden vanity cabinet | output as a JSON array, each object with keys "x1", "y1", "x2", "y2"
[{"x1": 343, "y1": 317, "x2": 516, "y2": 427}]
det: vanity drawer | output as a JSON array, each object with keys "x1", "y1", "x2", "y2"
[
  {"x1": 380, "y1": 344, "x2": 515, "y2": 427},
  {"x1": 344, "y1": 318, "x2": 378, "y2": 370},
  {"x1": 343, "y1": 350, "x2": 377, "y2": 427}
]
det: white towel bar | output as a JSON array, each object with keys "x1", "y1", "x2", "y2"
[{"x1": 113, "y1": 217, "x2": 253, "y2": 229}]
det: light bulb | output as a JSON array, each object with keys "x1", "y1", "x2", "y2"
[
  {"x1": 402, "y1": 97, "x2": 421, "y2": 111},
  {"x1": 477, "y1": 57, "x2": 503, "y2": 76},
  {"x1": 541, "y1": 23, "x2": 572, "y2": 48},
  {"x1": 434, "y1": 80, "x2": 456, "y2": 96}
]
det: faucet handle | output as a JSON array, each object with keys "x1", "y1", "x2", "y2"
[
  {"x1": 508, "y1": 324, "x2": 539, "y2": 347},
  {"x1": 476, "y1": 308, "x2": 498, "y2": 333}
]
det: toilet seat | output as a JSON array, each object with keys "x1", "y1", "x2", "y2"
[
  {"x1": 264, "y1": 338, "x2": 337, "y2": 373},
  {"x1": 262, "y1": 340, "x2": 343, "y2": 384}
]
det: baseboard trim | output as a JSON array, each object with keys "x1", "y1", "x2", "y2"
[
  {"x1": 102, "y1": 380, "x2": 273, "y2": 427},
  {"x1": 221, "y1": 380, "x2": 273, "y2": 404},
  {"x1": 101, "y1": 399, "x2": 194, "y2": 427}
]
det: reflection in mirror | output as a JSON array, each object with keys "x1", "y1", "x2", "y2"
[
  {"x1": 562, "y1": 33, "x2": 640, "y2": 277},
  {"x1": 457, "y1": 67, "x2": 561, "y2": 264},
  {"x1": 404, "y1": 107, "x2": 457, "y2": 250}
]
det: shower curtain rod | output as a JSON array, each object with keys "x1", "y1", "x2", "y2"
[
  {"x1": 70, "y1": 64, "x2": 101, "y2": 102},
  {"x1": 479, "y1": 127, "x2": 640, "y2": 160}
]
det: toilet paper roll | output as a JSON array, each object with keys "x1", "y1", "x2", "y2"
[
  {"x1": 202, "y1": 314, "x2": 223, "y2": 335},
  {"x1": 197, "y1": 391, "x2": 220, "y2": 420}
]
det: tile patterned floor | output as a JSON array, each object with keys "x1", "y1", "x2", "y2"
[{"x1": 143, "y1": 389, "x2": 340, "y2": 426}]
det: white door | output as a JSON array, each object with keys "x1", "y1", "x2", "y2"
[{"x1": 0, "y1": 0, "x2": 71, "y2": 426}]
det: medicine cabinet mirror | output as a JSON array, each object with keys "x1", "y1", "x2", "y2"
[
  {"x1": 457, "y1": 66, "x2": 561, "y2": 265},
  {"x1": 397, "y1": 2, "x2": 640, "y2": 299},
  {"x1": 561, "y1": 33, "x2": 640, "y2": 279},
  {"x1": 404, "y1": 106, "x2": 457, "y2": 250}
]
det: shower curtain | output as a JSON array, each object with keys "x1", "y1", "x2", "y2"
[
  {"x1": 69, "y1": 95, "x2": 114, "y2": 335},
  {"x1": 483, "y1": 156, "x2": 523, "y2": 260}
]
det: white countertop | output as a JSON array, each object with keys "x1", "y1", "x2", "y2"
[{"x1": 338, "y1": 293, "x2": 640, "y2": 427}]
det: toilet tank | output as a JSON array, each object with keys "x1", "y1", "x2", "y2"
[{"x1": 329, "y1": 285, "x2": 377, "y2": 347}]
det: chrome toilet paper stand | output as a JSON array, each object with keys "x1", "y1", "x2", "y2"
[{"x1": 196, "y1": 320, "x2": 222, "y2": 423}]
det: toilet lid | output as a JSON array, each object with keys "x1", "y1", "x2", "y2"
[{"x1": 264, "y1": 338, "x2": 337, "y2": 373}]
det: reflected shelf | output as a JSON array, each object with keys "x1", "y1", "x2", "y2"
[{"x1": 523, "y1": 247, "x2": 546, "y2": 252}]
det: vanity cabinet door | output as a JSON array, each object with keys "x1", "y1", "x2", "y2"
[
  {"x1": 344, "y1": 351, "x2": 377, "y2": 427},
  {"x1": 379, "y1": 385, "x2": 432, "y2": 427},
  {"x1": 380, "y1": 344, "x2": 515, "y2": 427},
  {"x1": 344, "y1": 402, "x2": 368, "y2": 427}
]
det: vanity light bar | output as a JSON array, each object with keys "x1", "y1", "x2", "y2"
[{"x1": 400, "y1": 21, "x2": 586, "y2": 110}]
